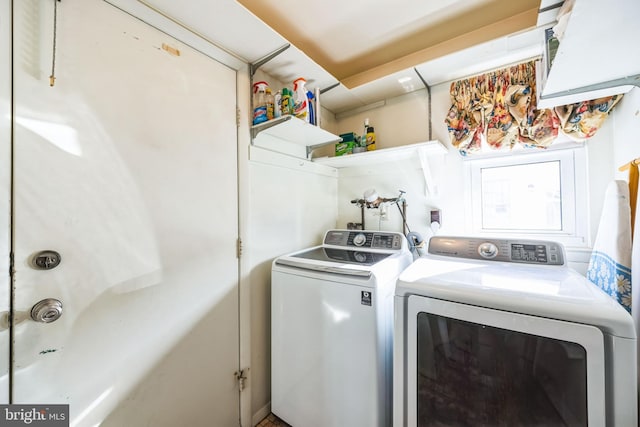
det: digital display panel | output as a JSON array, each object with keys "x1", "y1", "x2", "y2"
[
  {"x1": 372, "y1": 234, "x2": 392, "y2": 248},
  {"x1": 511, "y1": 244, "x2": 547, "y2": 263}
]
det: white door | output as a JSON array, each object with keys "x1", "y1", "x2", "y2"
[
  {"x1": 0, "y1": 0, "x2": 11, "y2": 406},
  {"x1": 10, "y1": 0, "x2": 240, "y2": 425}
]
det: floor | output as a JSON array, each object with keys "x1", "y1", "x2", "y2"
[{"x1": 257, "y1": 413, "x2": 291, "y2": 427}]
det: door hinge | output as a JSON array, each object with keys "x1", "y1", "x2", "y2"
[
  {"x1": 235, "y1": 368, "x2": 249, "y2": 391},
  {"x1": 236, "y1": 238, "x2": 242, "y2": 259},
  {"x1": 236, "y1": 107, "x2": 241, "y2": 128}
]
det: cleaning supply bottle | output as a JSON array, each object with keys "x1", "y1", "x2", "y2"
[
  {"x1": 366, "y1": 121, "x2": 376, "y2": 151},
  {"x1": 265, "y1": 87, "x2": 275, "y2": 121},
  {"x1": 362, "y1": 118, "x2": 369, "y2": 148},
  {"x1": 281, "y1": 88, "x2": 293, "y2": 116},
  {"x1": 293, "y1": 77, "x2": 309, "y2": 122},
  {"x1": 306, "y1": 89, "x2": 315, "y2": 125},
  {"x1": 274, "y1": 90, "x2": 282, "y2": 119},
  {"x1": 287, "y1": 88, "x2": 295, "y2": 116},
  {"x1": 252, "y1": 81, "x2": 269, "y2": 125}
]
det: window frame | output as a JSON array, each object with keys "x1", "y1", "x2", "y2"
[{"x1": 464, "y1": 145, "x2": 590, "y2": 248}]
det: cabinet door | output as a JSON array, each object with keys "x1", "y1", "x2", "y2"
[{"x1": 11, "y1": 0, "x2": 240, "y2": 425}]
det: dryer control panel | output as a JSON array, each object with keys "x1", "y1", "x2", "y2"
[
  {"x1": 323, "y1": 230, "x2": 404, "y2": 250},
  {"x1": 428, "y1": 236, "x2": 565, "y2": 265}
]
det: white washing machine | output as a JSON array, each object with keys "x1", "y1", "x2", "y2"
[
  {"x1": 272, "y1": 229, "x2": 412, "y2": 427},
  {"x1": 394, "y1": 236, "x2": 637, "y2": 427}
]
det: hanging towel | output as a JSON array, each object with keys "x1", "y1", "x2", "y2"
[
  {"x1": 629, "y1": 163, "x2": 639, "y2": 236},
  {"x1": 629, "y1": 165, "x2": 640, "y2": 387},
  {"x1": 586, "y1": 180, "x2": 632, "y2": 313}
]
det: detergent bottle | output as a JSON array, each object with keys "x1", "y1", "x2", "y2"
[
  {"x1": 274, "y1": 90, "x2": 282, "y2": 119},
  {"x1": 265, "y1": 87, "x2": 275, "y2": 121},
  {"x1": 252, "y1": 81, "x2": 269, "y2": 125},
  {"x1": 366, "y1": 125, "x2": 376, "y2": 151},
  {"x1": 281, "y1": 88, "x2": 293, "y2": 116},
  {"x1": 293, "y1": 78, "x2": 309, "y2": 122}
]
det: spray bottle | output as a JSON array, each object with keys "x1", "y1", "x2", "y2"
[
  {"x1": 365, "y1": 118, "x2": 376, "y2": 151},
  {"x1": 366, "y1": 125, "x2": 376, "y2": 151},
  {"x1": 252, "y1": 81, "x2": 269, "y2": 125},
  {"x1": 293, "y1": 77, "x2": 309, "y2": 122}
]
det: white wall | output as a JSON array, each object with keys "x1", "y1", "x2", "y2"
[
  {"x1": 247, "y1": 67, "x2": 340, "y2": 423},
  {"x1": 563, "y1": 88, "x2": 640, "y2": 272},
  {"x1": 332, "y1": 82, "x2": 622, "y2": 274},
  {"x1": 334, "y1": 90, "x2": 431, "y2": 150},
  {"x1": 333, "y1": 85, "x2": 466, "y2": 241},
  {"x1": 613, "y1": 88, "x2": 640, "y2": 180},
  {"x1": 248, "y1": 159, "x2": 337, "y2": 424},
  {"x1": 245, "y1": 74, "x2": 635, "y2": 424}
]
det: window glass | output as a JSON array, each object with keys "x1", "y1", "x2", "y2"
[
  {"x1": 465, "y1": 146, "x2": 589, "y2": 247},
  {"x1": 480, "y1": 161, "x2": 562, "y2": 231}
]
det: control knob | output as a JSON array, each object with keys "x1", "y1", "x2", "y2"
[
  {"x1": 478, "y1": 242, "x2": 498, "y2": 259},
  {"x1": 353, "y1": 233, "x2": 367, "y2": 247}
]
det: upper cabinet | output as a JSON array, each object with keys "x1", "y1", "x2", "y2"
[{"x1": 537, "y1": 0, "x2": 640, "y2": 108}]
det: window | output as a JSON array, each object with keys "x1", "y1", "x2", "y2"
[{"x1": 465, "y1": 146, "x2": 589, "y2": 247}]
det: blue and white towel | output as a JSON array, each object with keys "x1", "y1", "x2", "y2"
[
  {"x1": 587, "y1": 180, "x2": 633, "y2": 313},
  {"x1": 632, "y1": 174, "x2": 640, "y2": 386}
]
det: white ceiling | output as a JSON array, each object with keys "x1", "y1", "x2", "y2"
[
  {"x1": 140, "y1": 0, "x2": 559, "y2": 114},
  {"x1": 288, "y1": 0, "x2": 461, "y2": 63}
]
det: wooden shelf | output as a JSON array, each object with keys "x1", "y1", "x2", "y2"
[{"x1": 312, "y1": 140, "x2": 447, "y2": 168}]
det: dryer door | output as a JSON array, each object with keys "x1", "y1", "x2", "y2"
[{"x1": 406, "y1": 295, "x2": 605, "y2": 427}]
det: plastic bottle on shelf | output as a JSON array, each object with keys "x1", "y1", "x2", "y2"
[
  {"x1": 293, "y1": 77, "x2": 309, "y2": 122},
  {"x1": 362, "y1": 118, "x2": 369, "y2": 148},
  {"x1": 306, "y1": 89, "x2": 315, "y2": 125},
  {"x1": 281, "y1": 88, "x2": 293, "y2": 116},
  {"x1": 274, "y1": 90, "x2": 282, "y2": 119},
  {"x1": 265, "y1": 88, "x2": 275, "y2": 121},
  {"x1": 252, "y1": 81, "x2": 269, "y2": 125},
  {"x1": 287, "y1": 88, "x2": 295, "y2": 115},
  {"x1": 366, "y1": 123, "x2": 376, "y2": 151}
]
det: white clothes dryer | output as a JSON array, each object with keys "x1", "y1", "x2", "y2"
[
  {"x1": 272, "y1": 229, "x2": 412, "y2": 427},
  {"x1": 394, "y1": 236, "x2": 637, "y2": 427}
]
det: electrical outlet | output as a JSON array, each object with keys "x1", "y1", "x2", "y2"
[{"x1": 430, "y1": 209, "x2": 441, "y2": 225}]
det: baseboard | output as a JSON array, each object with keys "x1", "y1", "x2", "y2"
[{"x1": 252, "y1": 402, "x2": 271, "y2": 426}]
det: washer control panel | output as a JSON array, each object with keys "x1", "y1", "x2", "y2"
[
  {"x1": 428, "y1": 236, "x2": 565, "y2": 265},
  {"x1": 323, "y1": 230, "x2": 404, "y2": 250}
]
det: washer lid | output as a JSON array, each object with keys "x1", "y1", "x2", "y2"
[
  {"x1": 396, "y1": 257, "x2": 636, "y2": 339},
  {"x1": 290, "y1": 247, "x2": 392, "y2": 266}
]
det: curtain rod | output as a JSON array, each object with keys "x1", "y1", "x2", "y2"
[{"x1": 446, "y1": 55, "x2": 542, "y2": 86}]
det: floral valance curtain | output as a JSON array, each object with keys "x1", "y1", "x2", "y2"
[{"x1": 445, "y1": 60, "x2": 623, "y2": 156}]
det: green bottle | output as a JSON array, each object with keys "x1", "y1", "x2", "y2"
[{"x1": 281, "y1": 88, "x2": 293, "y2": 116}]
